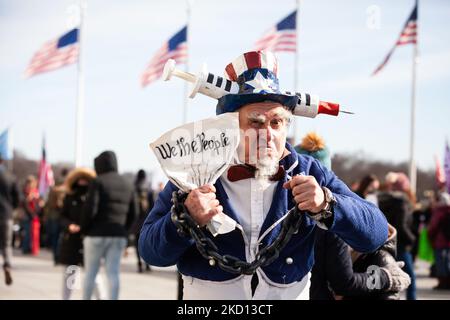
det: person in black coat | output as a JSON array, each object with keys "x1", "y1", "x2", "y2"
[
  {"x1": 59, "y1": 168, "x2": 96, "y2": 299},
  {"x1": 0, "y1": 157, "x2": 19, "y2": 285},
  {"x1": 130, "y1": 169, "x2": 154, "y2": 273},
  {"x1": 311, "y1": 223, "x2": 410, "y2": 300},
  {"x1": 378, "y1": 189, "x2": 416, "y2": 254},
  {"x1": 377, "y1": 172, "x2": 417, "y2": 300},
  {"x1": 81, "y1": 151, "x2": 137, "y2": 300}
]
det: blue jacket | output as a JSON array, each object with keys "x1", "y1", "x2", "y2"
[{"x1": 139, "y1": 143, "x2": 388, "y2": 284}]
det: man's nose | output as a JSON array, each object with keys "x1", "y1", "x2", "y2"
[
  {"x1": 266, "y1": 126, "x2": 275, "y2": 144},
  {"x1": 257, "y1": 127, "x2": 273, "y2": 146}
]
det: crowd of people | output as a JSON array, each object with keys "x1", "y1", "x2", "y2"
[
  {"x1": 0, "y1": 151, "x2": 161, "y2": 299},
  {"x1": 296, "y1": 132, "x2": 450, "y2": 299},
  {"x1": 352, "y1": 171, "x2": 450, "y2": 296}
]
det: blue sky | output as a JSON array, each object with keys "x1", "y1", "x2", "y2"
[{"x1": 1, "y1": 0, "x2": 449, "y2": 183}]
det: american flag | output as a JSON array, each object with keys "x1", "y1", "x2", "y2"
[
  {"x1": 37, "y1": 137, "x2": 54, "y2": 198},
  {"x1": 445, "y1": 142, "x2": 450, "y2": 193},
  {"x1": 141, "y1": 26, "x2": 188, "y2": 87},
  {"x1": 25, "y1": 28, "x2": 79, "y2": 78},
  {"x1": 253, "y1": 11, "x2": 297, "y2": 52},
  {"x1": 372, "y1": 2, "x2": 418, "y2": 76}
]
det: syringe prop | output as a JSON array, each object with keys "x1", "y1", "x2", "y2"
[
  {"x1": 163, "y1": 59, "x2": 353, "y2": 117},
  {"x1": 163, "y1": 59, "x2": 239, "y2": 99}
]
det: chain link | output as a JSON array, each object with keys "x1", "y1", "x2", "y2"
[{"x1": 170, "y1": 190, "x2": 303, "y2": 275}]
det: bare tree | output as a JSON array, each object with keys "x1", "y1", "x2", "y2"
[{"x1": 331, "y1": 152, "x2": 435, "y2": 200}]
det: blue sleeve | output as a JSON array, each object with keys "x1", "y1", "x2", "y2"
[
  {"x1": 307, "y1": 157, "x2": 388, "y2": 253},
  {"x1": 138, "y1": 182, "x2": 194, "y2": 267}
]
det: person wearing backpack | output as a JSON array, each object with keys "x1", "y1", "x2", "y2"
[
  {"x1": 81, "y1": 151, "x2": 138, "y2": 300},
  {"x1": 428, "y1": 193, "x2": 450, "y2": 290}
]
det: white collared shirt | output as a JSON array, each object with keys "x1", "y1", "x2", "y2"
[
  {"x1": 221, "y1": 169, "x2": 278, "y2": 246},
  {"x1": 182, "y1": 166, "x2": 310, "y2": 300}
]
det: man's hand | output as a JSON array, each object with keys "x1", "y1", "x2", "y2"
[
  {"x1": 283, "y1": 175, "x2": 326, "y2": 213},
  {"x1": 184, "y1": 184, "x2": 223, "y2": 227}
]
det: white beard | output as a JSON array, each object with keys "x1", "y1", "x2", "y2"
[{"x1": 255, "y1": 149, "x2": 278, "y2": 183}]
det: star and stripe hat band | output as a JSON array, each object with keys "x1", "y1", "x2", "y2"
[{"x1": 216, "y1": 51, "x2": 299, "y2": 114}]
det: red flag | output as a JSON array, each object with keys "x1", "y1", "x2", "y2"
[{"x1": 38, "y1": 137, "x2": 54, "y2": 198}]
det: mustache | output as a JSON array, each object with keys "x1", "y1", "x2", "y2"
[{"x1": 255, "y1": 153, "x2": 279, "y2": 180}]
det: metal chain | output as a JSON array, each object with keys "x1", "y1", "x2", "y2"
[{"x1": 170, "y1": 190, "x2": 303, "y2": 275}]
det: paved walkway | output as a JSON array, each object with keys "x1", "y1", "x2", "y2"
[
  {"x1": 407, "y1": 259, "x2": 450, "y2": 300},
  {"x1": 1, "y1": 248, "x2": 449, "y2": 300},
  {"x1": 0, "y1": 249, "x2": 178, "y2": 300}
]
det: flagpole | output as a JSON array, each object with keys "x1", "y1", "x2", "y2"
[
  {"x1": 75, "y1": 0, "x2": 85, "y2": 167},
  {"x1": 292, "y1": 0, "x2": 300, "y2": 144},
  {"x1": 409, "y1": 20, "x2": 418, "y2": 196},
  {"x1": 183, "y1": 0, "x2": 192, "y2": 124}
]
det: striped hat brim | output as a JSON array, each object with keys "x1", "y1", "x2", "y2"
[{"x1": 216, "y1": 92, "x2": 298, "y2": 114}]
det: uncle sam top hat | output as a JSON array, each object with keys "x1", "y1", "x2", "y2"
[{"x1": 216, "y1": 51, "x2": 299, "y2": 114}]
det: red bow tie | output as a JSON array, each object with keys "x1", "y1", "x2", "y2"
[{"x1": 227, "y1": 164, "x2": 285, "y2": 182}]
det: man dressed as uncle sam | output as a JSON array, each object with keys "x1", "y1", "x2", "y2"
[{"x1": 139, "y1": 51, "x2": 391, "y2": 300}]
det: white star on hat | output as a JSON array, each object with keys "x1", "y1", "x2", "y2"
[{"x1": 245, "y1": 71, "x2": 275, "y2": 93}]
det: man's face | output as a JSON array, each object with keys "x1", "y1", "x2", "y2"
[{"x1": 238, "y1": 101, "x2": 291, "y2": 165}]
